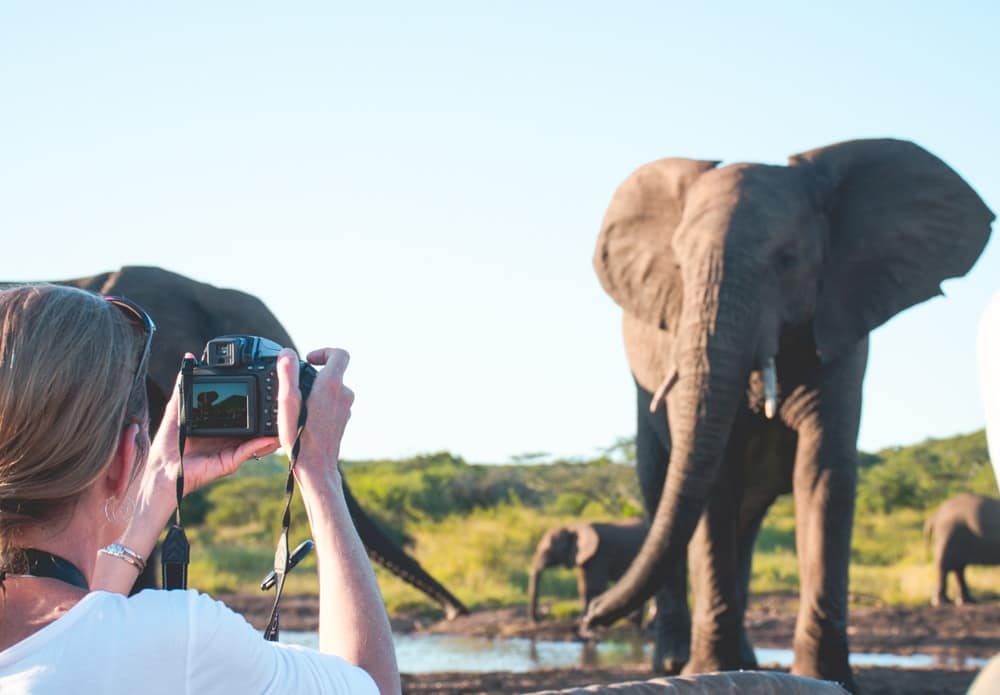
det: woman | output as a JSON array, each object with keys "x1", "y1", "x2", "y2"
[{"x1": 0, "y1": 284, "x2": 400, "y2": 694}]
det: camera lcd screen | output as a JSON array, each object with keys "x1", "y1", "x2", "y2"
[{"x1": 191, "y1": 381, "x2": 250, "y2": 430}]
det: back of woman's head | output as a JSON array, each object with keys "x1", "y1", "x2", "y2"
[{"x1": 0, "y1": 284, "x2": 150, "y2": 567}]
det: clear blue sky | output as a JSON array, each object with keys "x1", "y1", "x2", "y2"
[{"x1": 2, "y1": 3, "x2": 997, "y2": 464}]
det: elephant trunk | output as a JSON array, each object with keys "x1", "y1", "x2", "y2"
[
  {"x1": 529, "y1": 546, "x2": 553, "y2": 622},
  {"x1": 586, "y1": 258, "x2": 758, "y2": 625},
  {"x1": 343, "y1": 482, "x2": 469, "y2": 620},
  {"x1": 529, "y1": 564, "x2": 543, "y2": 622}
]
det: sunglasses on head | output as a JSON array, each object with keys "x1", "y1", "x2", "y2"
[{"x1": 103, "y1": 295, "x2": 157, "y2": 394}]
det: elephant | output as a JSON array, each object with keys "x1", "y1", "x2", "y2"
[
  {"x1": 978, "y1": 289, "x2": 1000, "y2": 482},
  {"x1": 528, "y1": 520, "x2": 649, "y2": 624},
  {"x1": 581, "y1": 138, "x2": 994, "y2": 692},
  {"x1": 925, "y1": 492, "x2": 1000, "y2": 606},
  {"x1": 1, "y1": 266, "x2": 469, "y2": 619}
]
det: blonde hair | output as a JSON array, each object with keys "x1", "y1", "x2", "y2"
[{"x1": 0, "y1": 284, "x2": 151, "y2": 571}]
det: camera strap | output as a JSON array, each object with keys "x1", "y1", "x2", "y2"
[
  {"x1": 162, "y1": 357, "x2": 195, "y2": 590},
  {"x1": 262, "y1": 391, "x2": 310, "y2": 642}
]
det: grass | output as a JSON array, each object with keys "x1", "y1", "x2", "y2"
[
  {"x1": 178, "y1": 430, "x2": 1000, "y2": 618},
  {"x1": 184, "y1": 503, "x2": 1000, "y2": 617}
]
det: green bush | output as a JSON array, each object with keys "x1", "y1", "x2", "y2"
[{"x1": 182, "y1": 429, "x2": 996, "y2": 614}]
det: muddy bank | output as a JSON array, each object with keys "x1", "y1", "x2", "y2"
[{"x1": 217, "y1": 591, "x2": 1000, "y2": 694}]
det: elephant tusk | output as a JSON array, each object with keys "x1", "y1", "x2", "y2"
[
  {"x1": 763, "y1": 357, "x2": 777, "y2": 419},
  {"x1": 649, "y1": 366, "x2": 679, "y2": 414}
]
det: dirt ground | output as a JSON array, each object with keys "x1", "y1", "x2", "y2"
[{"x1": 218, "y1": 591, "x2": 1000, "y2": 694}]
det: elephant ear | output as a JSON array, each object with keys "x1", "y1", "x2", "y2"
[
  {"x1": 572, "y1": 524, "x2": 601, "y2": 566},
  {"x1": 790, "y1": 139, "x2": 995, "y2": 362},
  {"x1": 594, "y1": 158, "x2": 720, "y2": 331}
]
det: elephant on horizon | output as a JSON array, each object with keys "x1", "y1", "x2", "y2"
[
  {"x1": 1, "y1": 266, "x2": 469, "y2": 620},
  {"x1": 581, "y1": 138, "x2": 994, "y2": 692},
  {"x1": 528, "y1": 520, "x2": 649, "y2": 625},
  {"x1": 925, "y1": 493, "x2": 1000, "y2": 606}
]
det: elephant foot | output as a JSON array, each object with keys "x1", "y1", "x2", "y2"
[
  {"x1": 652, "y1": 637, "x2": 688, "y2": 676},
  {"x1": 681, "y1": 643, "x2": 739, "y2": 676},
  {"x1": 793, "y1": 632, "x2": 857, "y2": 694},
  {"x1": 652, "y1": 618, "x2": 690, "y2": 676},
  {"x1": 655, "y1": 655, "x2": 687, "y2": 676},
  {"x1": 737, "y1": 633, "x2": 758, "y2": 671}
]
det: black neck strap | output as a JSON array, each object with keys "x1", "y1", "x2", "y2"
[
  {"x1": 24, "y1": 548, "x2": 89, "y2": 590},
  {"x1": 161, "y1": 357, "x2": 194, "y2": 591},
  {"x1": 262, "y1": 385, "x2": 311, "y2": 642},
  {"x1": 262, "y1": 362, "x2": 317, "y2": 642}
]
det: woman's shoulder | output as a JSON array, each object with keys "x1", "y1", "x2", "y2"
[
  {"x1": 121, "y1": 588, "x2": 247, "y2": 622},
  {"x1": 78, "y1": 588, "x2": 248, "y2": 633}
]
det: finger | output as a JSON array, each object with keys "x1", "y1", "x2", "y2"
[
  {"x1": 235, "y1": 437, "x2": 280, "y2": 464},
  {"x1": 307, "y1": 348, "x2": 350, "y2": 379},
  {"x1": 276, "y1": 348, "x2": 301, "y2": 450}
]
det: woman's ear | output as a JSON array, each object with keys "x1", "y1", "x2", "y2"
[
  {"x1": 106, "y1": 423, "x2": 142, "y2": 501},
  {"x1": 594, "y1": 157, "x2": 719, "y2": 332},
  {"x1": 789, "y1": 138, "x2": 994, "y2": 362}
]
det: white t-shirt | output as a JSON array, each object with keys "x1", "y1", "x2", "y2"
[{"x1": 0, "y1": 589, "x2": 378, "y2": 694}]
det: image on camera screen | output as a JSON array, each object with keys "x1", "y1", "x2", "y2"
[{"x1": 191, "y1": 381, "x2": 250, "y2": 429}]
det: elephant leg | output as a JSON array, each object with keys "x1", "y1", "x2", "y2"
[
  {"x1": 787, "y1": 341, "x2": 867, "y2": 693},
  {"x1": 731, "y1": 418, "x2": 793, "y2": 671},
  {"x1": 956, "y1": 566, "x2": 977, "y2": 605},
  {"x1": 733, "y1": 503, "x2": 767, "y2": 670},
  {"x1": 577, "y1": 568, "x2": 590, "y2": 613},
  {"x1": 636, "y1": 381, "x2": 690, "y2": 675},
  {"x1": 683, "y1": 452, "x2": 745, "y2": 675},
  {"x1": 581, "y1": 566, "x2": 609, "y2": 613},
  {"x1": 932, "y1": 563, "x2": 951, "y2": 606}
]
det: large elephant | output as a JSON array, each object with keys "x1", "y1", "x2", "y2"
[
  {"x1": 925, "y1": 492, "x2": 1000, "y2": 606},
  {"x1": 582, "y1": 138, "x2": 994, "y2": 691},
  {"x1": 528, "y1": 520, "x2": 649, "y2": 624},
  {"x1": 2, "y1": 266, "x2": 469, "y2": 619}
]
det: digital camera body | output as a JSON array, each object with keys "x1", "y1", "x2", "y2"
[{"x1": 182, "y1": 335, "x2": 316, "y2": 438}]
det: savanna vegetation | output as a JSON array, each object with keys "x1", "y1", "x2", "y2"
[{"x1": 183, "y1": 430, "x2": 998, "y2": 619}]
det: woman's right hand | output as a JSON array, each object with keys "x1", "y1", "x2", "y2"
[{"x1": 275, "y1": 347, "x2": 354, "y2": 483}]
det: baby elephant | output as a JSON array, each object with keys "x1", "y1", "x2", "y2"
[
  {"x1": 925, "y1": 493, "x2": 1000, "y2": 606},
  {"x1": 528, "y1": 519, "x2": 648, "y2": 622}
]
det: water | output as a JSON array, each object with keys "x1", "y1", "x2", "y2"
[{"x1": 278, "y1": 632, "x2": 990, "y2": 673}]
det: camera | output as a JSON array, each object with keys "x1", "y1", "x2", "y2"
[{"x1": 181, "y1": 335, "x2": 316, "y2": 437}]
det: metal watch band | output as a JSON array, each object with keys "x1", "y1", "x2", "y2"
[{"x1": 99, "y1": 543, "x2": 147, "y2": 573}]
